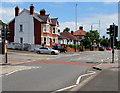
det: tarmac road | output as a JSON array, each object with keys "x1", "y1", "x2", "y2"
[{"x1": 1, "y1": 50, "x2": 118, "y2": 92}]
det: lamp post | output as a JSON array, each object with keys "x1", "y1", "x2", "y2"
[{"x1": 75, "y1": 4, "x2": 78, "y2": 52}]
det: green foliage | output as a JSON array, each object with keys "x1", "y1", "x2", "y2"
[
  {"x1": 83, "y1": 38, "x2": 92, "y2": 46},
  {"x1": 83, "y1": 30, "x2": 100, "y2": 49},
  {"x1": 116, "y1": 41, "x2": 120, "y2": 49},
  {"x1": 100, "y1": 39, "x2": 109, "y2": 47},
  {"x1": 66, "y1": 44, "x2": 82, "y2": 49},
  {"x1": 63, "y1": 27, "x2": 70, "y2": 32},
  {"x1": 85, "y1": 30, "x2": 100, "y2": 41},
  {"x1": 0, "y1": 20, "x2": 7, "y2": 26}
]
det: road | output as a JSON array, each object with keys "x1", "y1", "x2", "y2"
[{"x1": 1, "y1": 50, "x2": 118, "y2": 92}]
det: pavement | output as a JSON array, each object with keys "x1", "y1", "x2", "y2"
[{"x1": 69, "y1": 62, "x2": 119, "y2": 93}]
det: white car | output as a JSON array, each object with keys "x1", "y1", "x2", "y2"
[{"x1": 34, "y1": 47, "x2": 59, "y2": 55}]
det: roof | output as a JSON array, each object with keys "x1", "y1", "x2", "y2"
[
  {"x1": 38, "y1": 15, "x2": 50, "y2": 23},
  {"x1": 9, "y1": 8, "x2": 58, "y2": 25},
  {"x1": 51, "y1": 18, "x2": 59, "y2": 26},
  {"x1": 73, "y1": 29, "x2": 86, "y2": 36},
  {"x1": 60, "y1": 31, "x2": 81, "y2": 41}
]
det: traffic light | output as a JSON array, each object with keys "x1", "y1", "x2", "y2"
[
  {"x1": 1, "y1": 29, "x2": 5, "y2": 40},
  {"x1": 109, "y1": 25, "x2": 114, "y2": 36},
  {"x1": 106, "y1": 24, "x2": 117, "y2": 37},
  {"x1": 115, "y1": 26, "x2": 118, "y2": 37},
  {"x1": 6, "y1": 28, "x2": 10, "y2": 40}
]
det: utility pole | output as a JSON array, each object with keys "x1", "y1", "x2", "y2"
[
  {"x1": 75, "y1": 4, "x2": 78, "y2": 31},
  {"x1": 75, "y1": 4, "x2": 78, "y2": 52},
  {"x1": 91, "y1": 25, "x2": 93, "y2": 31},
  {"x1": 99, "y1": 20, "x2": 101, "y2": 38}
]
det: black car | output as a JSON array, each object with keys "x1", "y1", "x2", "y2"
[
  {"x1": 99, "y1": 46, "x2": 104, "y2": 51},
  {"x1": 53, "y1": 46, "x2": 67, "y2": 53}
]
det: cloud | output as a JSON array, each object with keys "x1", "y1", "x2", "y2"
[
  {"x1": 0, "y1": 7, "x2": 15, "y2": 23},
  {"x1": 0, "y1": 6, "x2": 118, "y2": 38},
  {"x1": 60, "y1": 13, "x2": 118, "y2": 37}
]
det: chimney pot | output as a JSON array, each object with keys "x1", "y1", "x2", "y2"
[
  {"x1": 30, "y1": 4, "x2": 34, "y2": 15},
  {"x1": 15, "y1": 6, "x2": 20, "y2": 16},
  {"x1": 40, "y1": 9, "x2": 46, "y2": 16},
  {"x1": 71, "y1": 31, "x2": 74, "y2": 35},
  {"x1": 79, "y1": 26, "x2": 83, "y2": 30}
]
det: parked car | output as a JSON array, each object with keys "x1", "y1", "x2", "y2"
[
  {"x1": 106, "y1": 47, "x2": 112, "y2": 50},
  {"x1": 34, "y1": 47, "x2": 59, "y2": 55},
  {"x1": 53, "y1": 46, "x2": 67, "y2": 53},
  {"x1": 99, "y1": 46, "x2": 104, "y2": 51}
]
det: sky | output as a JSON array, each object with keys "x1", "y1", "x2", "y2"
[{"x1": 0, "y1": 1, "x2": 119, "y2": 38}]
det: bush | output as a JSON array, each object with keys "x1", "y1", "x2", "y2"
[
  {"x1": 66, "y1": 44, "x2": 82, "y2": 49},
  {"x1": 116, "y1": 47, "x2": 120, "y2": 49},
  {"x1": 85, "y1": 45, "x2": 92, "y2": 49}
]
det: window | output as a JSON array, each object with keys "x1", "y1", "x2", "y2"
[
  {"x1": 20, "y1": 37, "x2": 23, "y2": 44},
  {"x1": 53, "y1": 27, "x2": 55, "y2": 33},
  {"x1": 44, "y1": 24, "x2": 50, "y2": 33},
  {"x1": 47, "y1": 37, "x2": 49, "y2": 44},
  {"x1": 53, "y1": 39, "x2": 55, "y2": 43},
  {"x1": 44, "y1": 37, "x2": 46, "y2": 44},
  {"x1": 44, "y1": 24, "x2": 46, "y2": 32},
  {"x1": 20, "y1": 24, "x2": 23, "y2": 32},
  {"x1": 40, "y1": 47, "x2": 48, "y2": 49}
]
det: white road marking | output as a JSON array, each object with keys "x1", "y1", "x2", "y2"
[
  {"x1": 52, "y1": 85, "x2": 77, "y2": 93},
  {"x1": 4, "y1": 66, "x2": 41, "y2": 76},
  {"x1": 76, "y1": 71, "x2": 96, "y2": 85},
  {"x1": 53, "y1": 70, "x2": 96, "y2": 93}
]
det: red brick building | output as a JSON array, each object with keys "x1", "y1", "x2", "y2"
[
  {"x1": 73, "y1": 26, "x2": 86, "y2": 40},
  {"x1": 9, "y1": 4, "x2": 59, "y2": 47}
]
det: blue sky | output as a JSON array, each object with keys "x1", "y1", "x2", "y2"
[{"x1": 0, "y1": 2, "x2": 118, "y2": 37}]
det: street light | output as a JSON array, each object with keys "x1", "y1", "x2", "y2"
[{"x1": 75, "y1": 4, "x2": 78, "y2": 52}]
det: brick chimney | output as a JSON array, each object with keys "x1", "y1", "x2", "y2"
[
  {"x1": 30, "y1": 4, "x2": 34, "y2": 15},
  {"x1": 15, "y1": 6, "x2": 20, "y2": 16},
  {"x1": 79, "y1": 26, "x2": 83, "y2": 30},
  {"x1": 71, "y1": 31, "x2": 74, "y2": 35},
  {"x1": 40, "y1": 9, "x2": 46, "y2": 16}
]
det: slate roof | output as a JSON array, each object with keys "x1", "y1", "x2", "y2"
[
  {"x1": 9, "y1": 8, "x2": 58, "y2": 25},
  {"x1": 51, "y1": 18, "x2": 59, "y2": 26},
  {"x1": 38, "y1": 15, "x2": 50, "y2": 23},
  {"x1": 60, "y1": 31, "x2": 81, "y2": 41}
]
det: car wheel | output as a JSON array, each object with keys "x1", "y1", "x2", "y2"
[
  {"x1": 64, "y1": 50, "x2": 67, "y2": 53},
  {"x1": 51, "y1": 51, "x2": 55, "y2": 55},
  {"x1": 59, "y1": 50, "x2": 61, "y2": 53},
  {"x1": 37, "y1": 51, "x2": 41, "y2": 54}
]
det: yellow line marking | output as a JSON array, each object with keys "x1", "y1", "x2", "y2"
[{"x1": 18, "y1": 53, "x2": 50, "y2": 59}]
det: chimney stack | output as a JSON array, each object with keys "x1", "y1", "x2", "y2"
[
  {"x1": 15, "y1": 6, "x2": 20, "y2": 16},
  {"x1": 71, "y1": 31, "x2": 74, "y2": 35},
  {"x1": 40, "y1": 9, "x2": 46, "y2": 16},
  {"x1": 30, "y1": 4, "x2": 34, "y2": 15},
  {"x1": 79, "y1": 26, "x2": 83, "y2": 30}
]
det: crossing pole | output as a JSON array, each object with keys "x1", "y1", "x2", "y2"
[{"x1": 112, "y1": 23, "x2": 115, "y2": 63}]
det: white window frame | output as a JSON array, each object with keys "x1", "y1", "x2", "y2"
[{"x1": 43, "y1": 24, "x2": 50, "y2": 33}]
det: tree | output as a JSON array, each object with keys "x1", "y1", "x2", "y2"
[
  {"x1": 83, "y1": 30, "x2": 100, "y2": 48},
  {"x1": 83, "y1": 37, "x2": 92, "y2": 49},
  {"x1": 100, "y1": 39, "x2": 109, "y2": 47},
  {"x1": 63, "y1": 27, "x2": 70, "y2": 32},
  {"x1": 85, "y1": 30, "x2": 100, "y2": 44}
]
